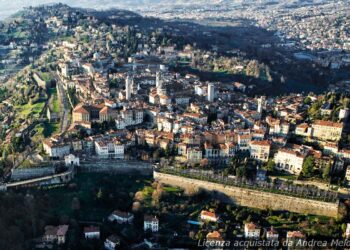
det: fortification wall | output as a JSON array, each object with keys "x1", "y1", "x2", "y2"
[{"x1": 154, "y1": 172, "x2": 342, "y2": 218}]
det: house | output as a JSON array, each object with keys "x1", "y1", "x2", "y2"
[
  {"x1": 295, "y1": 123, "x2": 312, "y2": 137},
  {"x1": 144, "y1": 215, "x2": 159, "y2": 232},
  {"x1": 286, "y1": 231, "x2": 306, "y2": 246},
  {"x1": 84, "y1": 226, "x2": 100, "y2": 240},
  {"x1": 206, "y1": 231, "x2": 224, "y2": 244},
  {"x1": 249, "y1": 140, "x2": 270, "y2": 162},
  {"x1": 64, "y1": 154, "x2": 80, "y2": 167},
  {"x1": 266, "y1": 227, "x2": 279, "y2": 242},
  {"x1": 244, "y1": 222, "x2": 260, "y2": 239},
  {"x1": 274, "y1": 148, "x2": 306, "y2": 175},
  {"x1": 95, "y1": 139, "x2": 125, "y2": 159},
  {"x1": 345, "y1": 166, "x2": 350, "y2": 184},
  {"x1": 43, "y1": 138, "x2": 71, "y2": 159},
  {"x1": 186, "y1": 147, "x2": 202, "y2": 163},
  {"x1": 346, "y1": 223, "x2": 350, "y2": 238},
  {"x1": 108, "y1": 210, "x2": 134, "y2": 224},
  {"x1": 200, "y1": 210, "x2": 219, "y2": 222},
  {"x1": 43, "y1": 225, "x2": 69, "y2": 245},
  {"x1": 115, "y1": 108, "x2": 144, "y2": 129},
  {"x1": 312, "y1": 120, "x2": 343, "y2": 142},
  {"x1": 104, "y1": 234, "x2": 121, "y2": 250},
  {"x1": 256, "y1": 169, "x2": 267, "y2": 182}
]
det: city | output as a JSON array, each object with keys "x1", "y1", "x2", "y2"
[{"x1": 0, "y1": 1, "x2": 349, "y2": 250}]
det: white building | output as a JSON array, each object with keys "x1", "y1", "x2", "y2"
[
  {"x1": 200, "y1": 210, "x2": 219, "y2": 222},
  {"x1": 84, "y1": 226, "x2": 100, "y2": 240},
  {"x1": 257, "y1": 96, "x2": 266, "y2": 114},
  {"x1": 43, "y1": 139, "x2": 71, "y2": 159},
  {"x1": 249, "y1": 140, "x2": 270, "y2": 162},
  {"x1": 346, "y1": 223, "x2": 350, "y2": 238},
  {"x1": 266, "y1": 227, "x2": 279, "y2": 242},
  {"x1": 244, "y1": 223, "x2": 261, "y2": 239},
  {"x1": 104, "y1": 235, "x2": 120, "y2": 250},
  {"x1": 144, "y1": 215, "x2": 159, "y2": 232},
  {"x1": 339, "y1": 108, "x2": 349, "y2": 120},
  {"x1": 125, "y1": 74, "x2": 133, "y2": 100},
  {"x1": 115, "y1": 109, "x2": 144, "y2": 129},
  {"x1": 95, "y1": 140, "x2": 125, "y2": 159},
  {"x1": 274, "y1": 148, "x2": 306, "y2": 175},
  {"x1": 207, "y1": 83, "x2": 215, "y2": 102},
  {"x1": 64, "y1": 154, "x2": 80, "y2": 167},
  {"x1": 108, "y1": 210, "x2": 134, "y2": 224}
]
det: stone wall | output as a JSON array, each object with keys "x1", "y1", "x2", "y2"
[{"x1": 154, "y1": 172, "x2": 343, "y2": 218}]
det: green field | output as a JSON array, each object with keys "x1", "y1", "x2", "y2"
[
  {"x1": 48, "y1": 88, "x2": 60, "y2": 113},
  {"x1": 17, "y1": 100, "x2": 46, "y2": 118}
]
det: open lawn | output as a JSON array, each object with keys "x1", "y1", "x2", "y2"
[
  {"x1": 269, "y1": 170, "x2": 297, "y2": 181},
  {"x1": 48, "y1": 88, "x2": 60, "y2": 113},
  {"x1": 17, "y1": 100, "x2": 46, "y2": 118}
]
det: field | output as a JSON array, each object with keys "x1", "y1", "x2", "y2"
[
  {"x1": 48, "y1": 88, "x2": 60, "y2": 113},
  {"x1": 17, "y1": 100, "x2": 46, "y2": 118}
]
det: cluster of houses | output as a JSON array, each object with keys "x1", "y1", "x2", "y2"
[
  {"x1": 30, "y1": 7, "x2": 349, "y2": 182},
  {"x1": 40, "y1": 211, "x2": 159, "y2": 249}
]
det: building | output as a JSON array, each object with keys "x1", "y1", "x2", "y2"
[
  {"x1": 249, "y1": 140, "x2": 271, "y2": 162},
  {"x1": 345, "y1": 166, "x2": 350, "y2": 183},
  {"x1": 43, "y1": 138, "x2": 71, "y2": 159},
  {"x1": 274, "y1": 148, "x2": 306, "y2": 175},
  {"x1": 339, "y1": 108, "x2": 349, "y2": 120},
  {"x1": 200, "y1": 210, "x2": 219, "y2": 222},
  {"x1": 144, "y1": 215, "x2": 159, "y2": 232},
  {"x1": 64, "y1": 154, "x2": 80, "y2": 167},
  {"x1": 286, "y1": 231, "x2": 306, "y2": 246},
  {"x1": 108, "y1": 210, "x2": 134, "y2": 224},
  {"x1": 115, "y1": 108, "x2": 144, "y2": 129},
  {"x1": 104, "y1": 235, "x2": 121, "y2": 250},
  {"x1": 208, "y1": 83, "x2": 215, "y2": 102},
  {"x1": 186, "y1": 147, "x2": 203, "y2": 163},
  {"x1": 125, "y1": 74, "x2": 132, "y2": 100},
  {"x1": 244, "y1": 223, "x2": 260, "y2": 239},
  {"x1": 206, "y1": 231, "x2": 224, "y2": 245},
  {"x1": 346, "y1": 223, "x2": 350, "y2": 238},
  {"x1": 266, "y1": 227, "x2": 279, "y2": 242},
  {"x1": 95, "y1": 139, "x2": 125, "y2": 159},
  {"x1": 257, "y1": 96, "x2": 266, "y2": 114},
  {"x1": 43, "y1": 225, "x2": 69, "y2": 245},
  {"x1": 295, "y1": 123, "x2": 312, "y2": 137},
  {"x1": 312, "y1": 120, "x2": 343, "y2": 142},
  {"x1": 84, "y1": 226, "x2": 100, "y2": 240}
]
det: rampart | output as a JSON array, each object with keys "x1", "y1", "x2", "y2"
[{"x1": 154, "y1": 171, "x2": 343, "y2": 218}]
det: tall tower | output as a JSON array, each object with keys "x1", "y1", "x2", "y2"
[
  {"x1": 156, "y1": 71, "x2": 164, "y2": 95},
  {"x1": 207, "y1": 83, "x2": 215, "y2": 102},
  {"x1": 125, "y1": 74, "x2": 132, "y2": 100},
  {"x1": 257, "y1": 96, "x2": 266, "y2": 113}
]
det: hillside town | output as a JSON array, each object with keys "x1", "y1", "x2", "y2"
[{"x1": 0, "y1": 3, "x2": 349, "y2": 250}]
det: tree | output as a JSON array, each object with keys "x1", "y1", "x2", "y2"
[
  {"x1": 322, "y1": 163, "x2": 332, "y2": 181},
  {"x1": 302, "y1": 156, "x2": 315, "y2": 177},
  {"x1": 266, "y1": 159, "x2": 275, "y2": 173}
]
